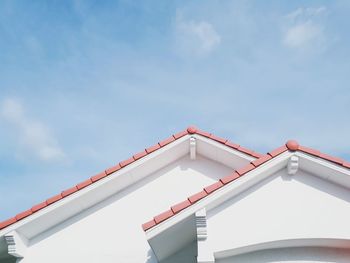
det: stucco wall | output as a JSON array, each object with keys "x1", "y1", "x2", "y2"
[
  {"x1": 206, "y1": 169, "x2": 350, "y2": 260},
  {"x1": 216, "y1": 247, "x2": 350, "y2": 263},
  {"x1": 19, "y1": 155, "x2": 231, "y2": 263}
]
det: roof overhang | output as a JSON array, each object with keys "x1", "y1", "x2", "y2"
[{"x1": 0, "y1": 131, "x2": 257, "y2": 240}]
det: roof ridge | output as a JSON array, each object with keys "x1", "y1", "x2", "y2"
[
  {"x1": 0, "y1": 126, "x2": 260, "y2": 231},
  {"x1": 142, "y1": 140, "x2": 350, "y2": 231}
]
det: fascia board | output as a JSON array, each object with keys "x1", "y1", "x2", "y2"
[
  {"x1": 296, "y1": 152, "x2": 350, "y2": 189},
  {"x1": 194, "y1": 135, "x2": 256, "y2": 163}
]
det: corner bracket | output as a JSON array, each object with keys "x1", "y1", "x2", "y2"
[
  {"x1": 196, "y1": 209, "x2": 214, "y2": 263},
  {"x1": 190, "y1": 137, "x2": 196, "y2": 160},
  {"x1": 4, "y1": 230, "x2": 28, "y2": 259},
  {"x1": 287, "y1": 155, "x2": 299, "y2": 175}
]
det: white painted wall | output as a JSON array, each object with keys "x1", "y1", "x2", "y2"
[
  {"x1": 216, "y1": 247, "x2": 350, "y2": 263},
  {"x1": 206, "y1": 168, "x2": 350, "y2": 261},
  {"x1": 20, "y1": 155, "x2": 231, "y2": 263}
]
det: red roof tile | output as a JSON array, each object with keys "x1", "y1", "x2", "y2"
[
  {"x1": 15, "y1": 210, "x2": 32, "y2": 221},
  {"x1": 225, "y1": 141, "x2": 240, "y2": 149},
  {"x1": 195, "y1": 129, "x2": 211, "y2": 138},
  {"x1": 268, "y1": 145, "x2": 288, "y2": 157},
  {"x1": 62, "y1": 186, "x2": 78, "y2": 198},
  {"x1": 133, "y1": 151, "x2": 148, "y2": 161},
  {"x1": 220, "y1": 172, "x2": 240, "y2": 185},
  {"x1": 119, "y1": 157, "x2": 135, "y2": 168},
  {"x1": 76, "y1": 178, "x2": 93, "y2": 190},
  {"x1": 46, "y1": 194, "x2": 63, "y2": 205},
  {"x1": 105, "y1": 164, "x2": 122, "y2": 175},
  {"x1": 0, "y1": 218, "x2": 17, "y2": 229},
  {"x1": 251, "y1": 154, "x2": 272, "y2": 167},
  {"x1": 298, "y1": 145, "x2": 321, "y2": 157},
  {"x1": 142, "y1": 219, "x2": 156, "y2": 231},
  {"x1": 91, "y1": 171, "x2": 108, "y2": 182},
  {"x1": 236, "y1": 163, "x2": 255, "y2": 176},
  {"x1": 237, "y1": 146, "x2": 254, "y2": 155},
  {"x1": 319, "y1": 153, "x2": 344, "y2": 165},
  {"x1": 31, "y1": 202, "x2": 47, "y2": 213},
  {"x1": 171, "y1": 200, "x2": 191, "y2": 214},
  {"x1": 188, "y1": 190, "x2": 207, "y2": 204},
  {"x1": 145, "y1": 144, "x2": 161, "y2": 154},
  {"x1": 204, "y1": 181, "x2": 224, "y2": 194},
  {"x1": 154, "y1": 210, "x2": 174, "y2": 224},
  {"x1": 209, "y1": 134, "x2": 227, "y2": 144},
  {"x1": 159, "y1": 136, "x2": 175, "y2": 147}
]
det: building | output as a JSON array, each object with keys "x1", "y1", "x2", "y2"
[{"x1": 1, "y1": 126, "x2": 350, "y2": 263}]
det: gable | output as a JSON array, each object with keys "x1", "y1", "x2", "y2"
[
  {"x1": 208, "y1": 168, "x2": 350, "y2": 257},
  {"x1": 0, "y1": 126, "x2": 260, "y2": 262},
  {"x1": 144, "y1": 141, "x2": 350, "y2": 262}
]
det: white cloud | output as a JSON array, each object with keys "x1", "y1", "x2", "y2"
[
  {"x1": 1, "y1": 98, "x2": 65, "y2": 162},
  {"x1": 175, "y1": 12, "x2": 221, "y2": 56},
  {"x1": 283, "y1": 6, "x2": 327, "y2": 51}
]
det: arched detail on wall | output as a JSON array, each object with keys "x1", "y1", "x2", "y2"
[{"x1": 214, "y1": 238, "x2": 350, "y2": 259}]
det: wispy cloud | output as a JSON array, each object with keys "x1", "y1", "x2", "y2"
[
  {"x1": 283, "y1": 6, "x2": 327, "y2": 51},
  {"x1": 1, "y1": 98, "x2": 65, "y2": 162},
  {"x1": 174, "y1": 12, "x2": 221, "y2": 56}
]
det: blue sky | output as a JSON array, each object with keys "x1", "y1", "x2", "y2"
[{"x1": 0, "y1": 0, "x2": 350, "y2": 220}]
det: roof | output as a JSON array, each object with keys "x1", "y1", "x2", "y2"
[
  {"x1": 0, "y1": 126, "x2": 261, "y2": 231},
  {"x1": 142, "y1": 140, "x2": 350, "y2": 231}
]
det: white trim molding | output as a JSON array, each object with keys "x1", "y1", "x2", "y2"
[
  {"x1": 196, "y1": 209, "x2": 214, "y2": 263},
  {"x1": 4, "y1": 231, "x2": 28, "y2": 259}
]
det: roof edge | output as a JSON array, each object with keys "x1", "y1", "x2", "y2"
[
  {"x1": 142, "y1": 140, "x2": 350, "y2": 232},
  {"x1": 0, "y1": 126, "x2": 260, "y2": 232}
]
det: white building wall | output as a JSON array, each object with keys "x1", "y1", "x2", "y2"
[
  {"x1": 20, "y1": 155, "x2": 232, "y2": 263},
  {"x1": 217, "y1": 247, "x2": 350, "y2": 263},
  {"x1": 206, "y1": 169, "x2": 350, "y2": 260}
]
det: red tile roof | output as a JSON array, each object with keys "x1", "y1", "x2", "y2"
[
  {"x1": 142, "y1": 140, "x2": 350, "y2": 231},
  {"x1": 0, "y1": 126, "x2": 261, "y2": 231}
]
